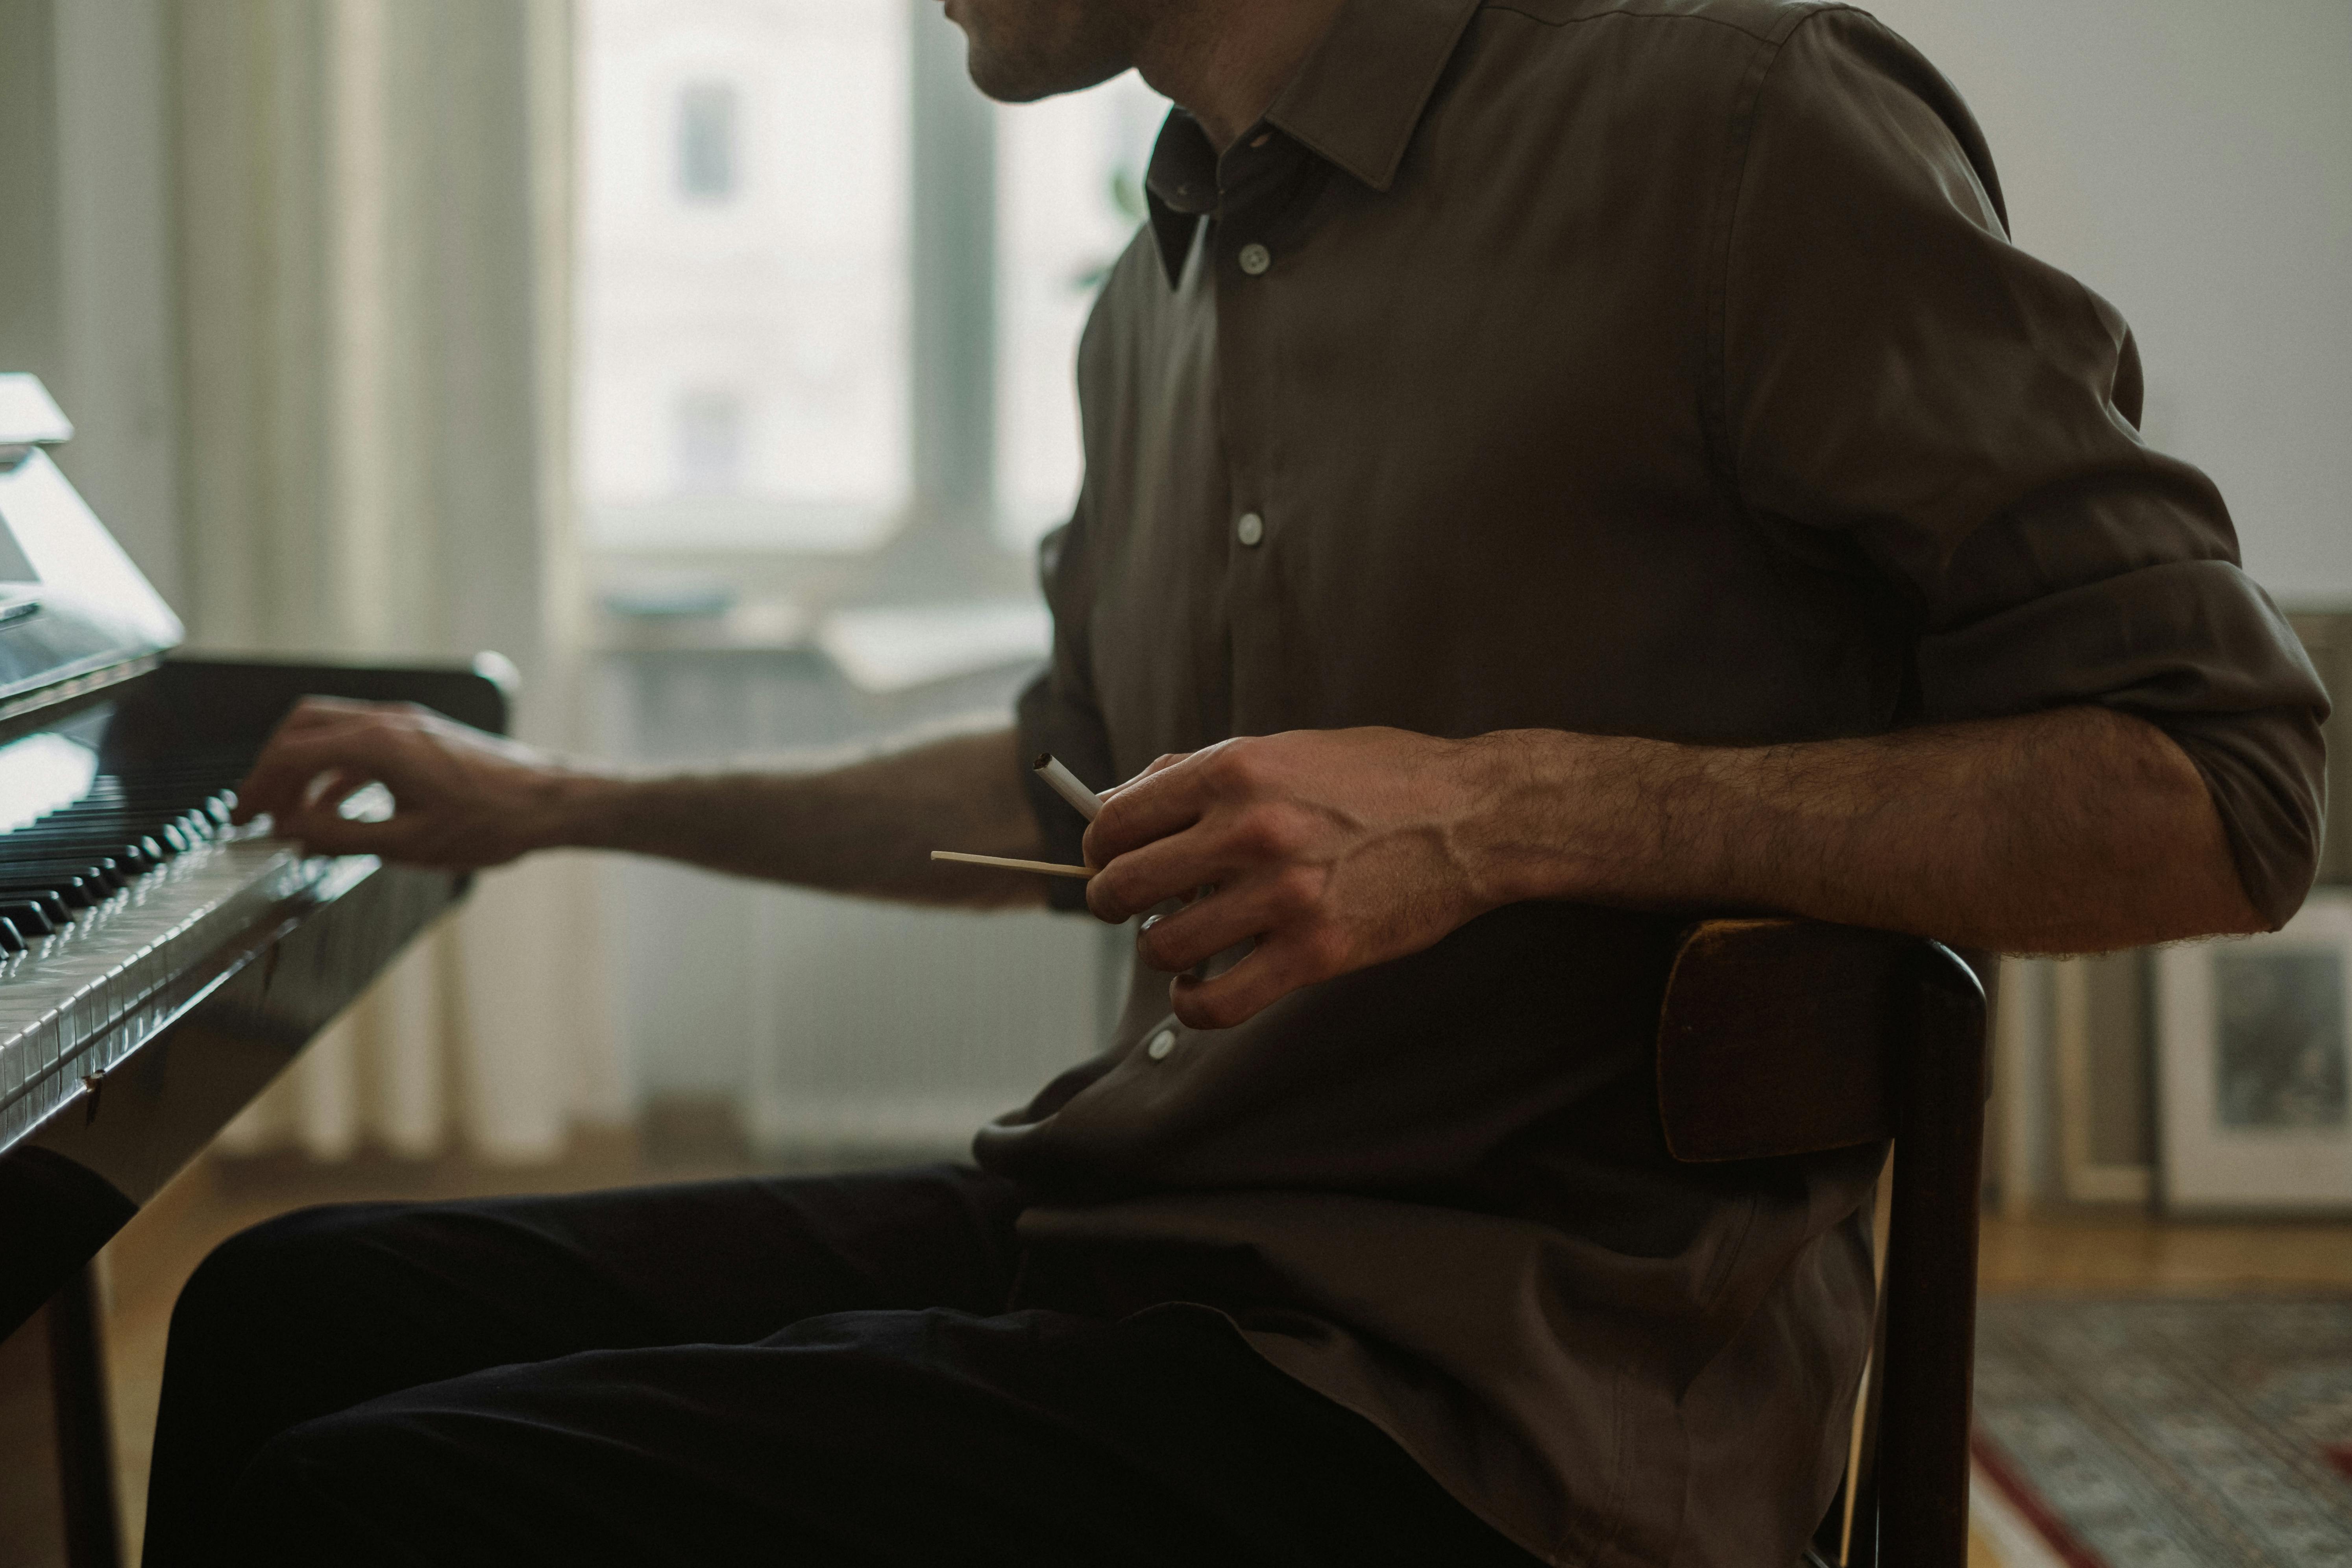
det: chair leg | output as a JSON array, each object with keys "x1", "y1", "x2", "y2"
[
  {"x1": 1873, "y1": 950, "x2": 1987, "y2": 1568},
  {"x1": 46, "y1": 1264, "x2": 122, "y2": 1568}
]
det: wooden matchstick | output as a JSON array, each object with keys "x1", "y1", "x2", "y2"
[
  {"x1": 930, "y1": 849, "x2": 1093, "y2": 880},
  {"x1": 1032, "y1": 754, "x2": 1103, "y2": 821}
]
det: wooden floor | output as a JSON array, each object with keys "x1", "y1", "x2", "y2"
[
  {"x1": 1981, "y1": 1209, "x2": 2352, "y2": 1294},
  {"x1": 16, "y1": 1152, "x2": 2352, "y2": 1566}
]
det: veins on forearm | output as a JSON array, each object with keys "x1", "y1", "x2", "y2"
[
  {"x1": 571, "y1": 727, "x2": 1050, "y2": 909},
  {"x1": 1466, "y1": 707, "x2": 2261, "y2": 952}
]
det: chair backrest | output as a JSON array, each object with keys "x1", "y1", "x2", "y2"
[{"x1": 1656, "y1": 919, "x2": 1989, "y2": 1568}]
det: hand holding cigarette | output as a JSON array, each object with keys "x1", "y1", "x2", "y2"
[
  {"x1": 939, "y1": 732, "x2": 1502, "y2": 1031},
  {"x1": 929, "y1": 754, "x2": 1103, "y2": 880},
  {"x1": 1077, "y1": 729, "x2": 1500, "y2": 1031}
]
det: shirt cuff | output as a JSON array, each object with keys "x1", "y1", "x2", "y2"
[{"x1": 1915, "y1": 558, "x2": 2329, "y2": 928}]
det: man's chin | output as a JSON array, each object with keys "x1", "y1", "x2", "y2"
[
  {"x1": 941, "y1": 0, "x2": 1131, "y2": 104},
  {"x1": 965, "y1": 57, "x2": 1125, "y2": 104}
]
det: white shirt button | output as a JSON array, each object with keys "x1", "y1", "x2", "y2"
[
  {"x1": 1146, "y1": 1028, "x2": 1177, "y2": 1061},
  {"x1": 1238, "y1": 242, "x2": 1272, "y2": 276},
  {"x1": 1236, "y1": 511, "x2": 1265, "y2": 547}
]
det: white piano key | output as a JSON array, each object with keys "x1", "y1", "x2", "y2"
[{"x1": 0, "y1": 834, "x2": 370, "y2": 1145}]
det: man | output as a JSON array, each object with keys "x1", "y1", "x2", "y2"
[{"x1": 146, "y1": 0, "x2": 2325, "y2": 1563}]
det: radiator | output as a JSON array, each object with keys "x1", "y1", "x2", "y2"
[
  {"x1": 606, "y1": 855, "x2": 1122, "y2": 1159},
  {"x1": 594, "y1": 647, "x2": 1125, "y2": 1160},
  {"x1": 741, "y1": 883, "x2": 1119, "y2": 1152}
]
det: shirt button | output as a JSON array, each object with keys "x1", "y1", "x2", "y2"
[
  {"x1": 1146, "y1": 1028, "x2": 1177, "y2": 1061},
  {"x1": 1237, "y1": 242, "x2": 1272, "y2": 276},
  {"x1": 1235, "y1": 511, "x2": 1265, "y2": 547}
]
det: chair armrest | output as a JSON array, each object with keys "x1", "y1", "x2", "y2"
[{"x1": 1655, "y1": 918, "x2": 1917, "y2": 1162}]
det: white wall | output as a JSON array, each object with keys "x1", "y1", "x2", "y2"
[{"x1": 1864, "y1": 0, "x2": 2352, "y2": 606}]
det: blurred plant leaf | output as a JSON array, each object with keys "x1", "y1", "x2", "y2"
[
  {"x1": 1068, "y1": 165, "x2": 1152, "y2": 293},
  {"x1": 1109, "y1": 167, "x2": 1148, "y2": 223}
]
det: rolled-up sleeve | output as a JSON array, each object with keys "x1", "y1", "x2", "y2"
[
  {"x1": 1015, "y1": 510, "x2": 1117, "y2": 913},
  {"x1": 1718, "y1": 6, "x2": 2328, "y2": 927}
]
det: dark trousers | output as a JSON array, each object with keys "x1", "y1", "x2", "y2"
[{"x1": 142, "y1": 1164, "x2": 1540, "y2": 1568}]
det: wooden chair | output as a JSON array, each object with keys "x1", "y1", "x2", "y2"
[{"x1": 1656, "y1": 918, "x2": 1989, "y2": 1568}]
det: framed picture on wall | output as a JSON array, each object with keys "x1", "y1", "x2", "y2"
[{"x1": 2157, "y1": 891, "x2": 2352, "y2": 1213}]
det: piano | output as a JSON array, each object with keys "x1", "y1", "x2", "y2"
[{"x1": 0, "y1": 375, "x2": 508, "y2": 1566}]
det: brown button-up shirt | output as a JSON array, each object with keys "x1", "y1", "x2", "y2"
[{"x1": 979, "y1": 1, "x2": 2329, "y2": 1563}]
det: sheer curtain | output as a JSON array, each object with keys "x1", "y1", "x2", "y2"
[{"x1": 178, "y1": 0, "x2": 625, "y2": 1161}]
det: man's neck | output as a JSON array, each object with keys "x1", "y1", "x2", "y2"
[{"x1": 1126, "y1": 0, "x2": 1350, "y2": 151}]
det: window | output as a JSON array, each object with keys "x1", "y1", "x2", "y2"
[
  {"x1": 578, "y1": 0, "x2": 1167, "y2": 563},
  {"x1": 579, "y1": 0, "x2": 910, "y2": 552},
  {"x1": 580, "y1": 2, "x2": 1160, "y2": 1157},
  {"x1": 676, "y1": 81, "x2": 740, "y2": 200}
]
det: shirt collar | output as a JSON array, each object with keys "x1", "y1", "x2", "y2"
[
  {"x1": 1266, "y1": 0, "x2": 1484, "y2": 192},
  {"x1": 1141, "y1": 0, "x2": 1484, "y2": 285},
  {"x1": 1144, "y1": 111, "x2": 1220, "y2": 283}
]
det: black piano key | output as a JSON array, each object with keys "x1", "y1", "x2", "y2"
[
  {"x1": 0, "y1": 899, "x2": 59, "y2": 934},
  {"x1": 0, "y1": 854, "x2": 136, "y2": 881},
  {"x1": 4, "y1": 825, "x2": 169, "y2": 858},
  {"x1": 70, "y1": 845, "x2": 147, "y2": 874},
  {"x1": 0, "y1": 865, "x2": 116, "y2": 899},
  {"x1": 50, "y1": 791, "x2": 218, "y2": 818},
  {"x1": 3, "y1": 831, "x2": 161, "y2": 859},
  {"x1": 10, "y1": 822, "x2": 176, "y2": 846},
  {"x1": 0, "y1": 823, "x2": 203, "y2": 873},
  {"x1": 0, "y1": 854, "x2": 113, "y2": 875},
  {"x1": 18, "y1": 799, "x2": 221, "y2": 832},
  {"x1": 20, "y1": 802, "x2": 209, "y2": 830},
  {"x1": 0, "y1": 916, "x2": 24, "y2": 954},
  {"x1": 64, "y1": 794, "x2": 213, "y2": 814},
  {"x1": 0, "y1": 889, "x2": 76, "y2": 923},
  {"x1": 27, "y1": 802, "x2": 196, "y2": 820},
  {"x1": 105, "y1": 841, "x2": 161, "y2": 873},
  {"x1": 0, "y1": 881, "x2": 100, "y2": 911}
]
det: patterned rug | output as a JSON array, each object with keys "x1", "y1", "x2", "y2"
[{"x1": 1973, "y1": 1296, "x2": 2352, "y2": 1566}]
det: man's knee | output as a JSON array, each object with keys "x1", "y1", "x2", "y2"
[{"x1": 175, "y1": 1205, "x2": 399, "y2": 1333}]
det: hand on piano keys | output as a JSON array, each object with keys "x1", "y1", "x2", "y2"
[{"x1": 232, "y1": 697, "x2": 574, "y2": 871}]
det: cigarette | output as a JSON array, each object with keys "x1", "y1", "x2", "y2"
[
  {"x1": 931, "y1": 849, "x2": 1093, "y2": 880},
  {"x1": 1032, "y1": 753, "x2": 1103, "y2": 821}
]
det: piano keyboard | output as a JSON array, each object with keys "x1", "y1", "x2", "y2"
[
  {"x1": 0, "y1": 757, "x2": 370, "y2": 1151},
  {"x1": 0, "y1": 384, "x2": 503, "y2": 1387}
]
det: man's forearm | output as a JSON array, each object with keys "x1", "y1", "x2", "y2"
[
  {"x1": 1056, "y1": 703, "x2": 2263, "y2": 1026},
  {"x1": 1469, "y1": 705, "x2": 2263, "y2": 952},
  {"x1": 549, "y1": 729, "x2": 1050, "y2": 908}
]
